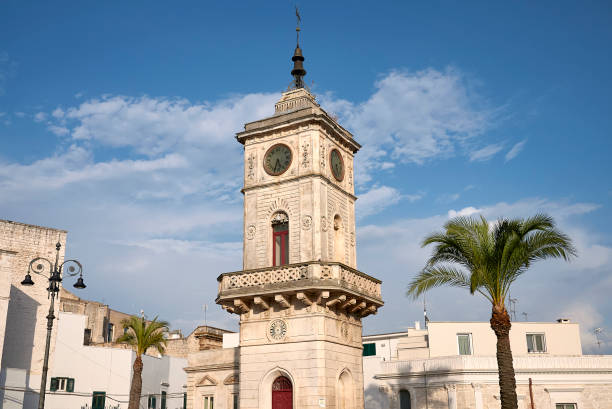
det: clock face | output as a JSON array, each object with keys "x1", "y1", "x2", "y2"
[
  {"x1": 330, "y1": 149, "x2": 344, "y2": 181},
  {"x1": 268, "y1": 319, "x2": 288, "y2": 341},
  {"x1": 264, "y1": 144, "x2": 292, "y2": 176}
]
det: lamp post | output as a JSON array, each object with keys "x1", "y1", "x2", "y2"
[{"x1": 20, "y1": 241, "x2": 86, "y2": 409}]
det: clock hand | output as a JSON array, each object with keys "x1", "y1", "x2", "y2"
[{"x1": 274, "y1": 158, "x2": 282, "y2": 172}]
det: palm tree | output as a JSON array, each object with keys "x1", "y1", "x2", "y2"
[
  {"x1": 407, "y1": 214, "x2": 575, "y2": 409},
  {"x1": 117, "y1": 315, "x2": 169, "y2": 409}
]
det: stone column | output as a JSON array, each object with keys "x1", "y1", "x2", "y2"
[
  {"x1": 472, "y1": 383, "x2": 483, "y2": 409},
  {"x1": 445, "y1": 384, "x2": 457, "y2": 409}
]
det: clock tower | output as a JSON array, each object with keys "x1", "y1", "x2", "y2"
[{"x1": 216, "y1": 33, "x2": 383, "y2": 409}]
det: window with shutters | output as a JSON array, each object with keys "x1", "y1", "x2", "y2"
[
  {"x1": 92, "y1": 392, "x2": 106, "y2": 409},
  {"x1": 362, "y1": 343, "x2": 376, "y2": 356},
  {"x1": 161, "y1": 391, "x2": 167, "y2": 409},
  {"x1": 272, "y1": 212, "x2": 289, "y2": 266},
  {"x1": 526, "y1": 333, "x2": 546, "y2": 353},
  {"x1": 49, "y1": 377, "x2": 74, "y2": 392},
  {"x1": 457, "y1": 333, "x2": 473, "y2": 355},
  {"x1": 203, "y1": 395, "x2": 214, "y2": 409},
  {"x1": 148, "y1": 394, "x2": 157, "y2": 409}
]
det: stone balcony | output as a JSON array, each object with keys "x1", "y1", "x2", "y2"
[{"x1": 216, "y1": 262, "x2": 383, "y2": 318}]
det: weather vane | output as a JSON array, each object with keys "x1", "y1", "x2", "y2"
[{"x1": 295, "y1": 6, "x2": 301, "y2": 46}]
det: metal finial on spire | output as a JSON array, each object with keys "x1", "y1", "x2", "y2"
[
  {"x1": 295, "y1": 6, "x2": 301, "y2": 46},
  {"x1": 290, "y1": 6, "x2": 307, "y2": 89}
]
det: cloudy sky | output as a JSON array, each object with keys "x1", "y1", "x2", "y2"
[{"x1": 1, "y1": 1, "x2": 611, "y2": 353}]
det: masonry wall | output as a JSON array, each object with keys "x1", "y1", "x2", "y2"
[{"x1": 0, "y1": 219, "x2": 68, "y2": 408}]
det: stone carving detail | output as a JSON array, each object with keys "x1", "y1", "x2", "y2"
[
  {"x1": 302, "y1": 215, "x2": 312, "y2": 230},
  {"x1": 301, "y1": 142, "x2": 310, "y2": 168},
  {"x1": 321, "y1": 265, "x2": 333, "y2": 279},
  {"x1": 340, "y1": 321, "x2": 349, "y2": 340},
  {"x1": 271, "y1": 212, "x2": 289, "y2": 225},
  {"x1": 268, "y1": 319, "x2": 288, "y2": 341},
  {"x1": 348, "y1": 165, "x2": 353, "y2": 187},
  {"x1": 320, "y1": 144, "x2": 326, "y2": 170},
  {"x1": 247, "y1": 152, "x2": 255, "y2": 180},
  {"x1": 321, "y1": 216, "x2": 329, "y2": 232},
  {"x1": 350, "y1": 232, "x2": 355, "y2": 247},
  {"x1": 267, "y1": 198, "x2": 291, "y2": 219},
  {"x1": 224, "y1": 374, "x2": 239, "y2": 385},
  {"x1": 225, "y1": 264, "x2": 310, "y2": 290},
  {"x1": 246, "y1": 224, "x2": 256, "y2": 240},
  {"x1": 341, "y1": 267, "x2": 380, "y2": 297}
]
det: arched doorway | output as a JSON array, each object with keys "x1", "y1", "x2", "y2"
[
  {"x1": 399, "y1": 390, "x2": 411, "y2": 409},
  {"x1": 272, "y1": 376, "x2": 292, "y2": 409}
]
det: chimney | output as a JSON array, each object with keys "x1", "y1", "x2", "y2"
[
  {"x1": 415, "y1": 321, "x2": 421, "y2": 330},
  {"x1": 557, "y1": 318, "x2": 570, "y2": 323}
]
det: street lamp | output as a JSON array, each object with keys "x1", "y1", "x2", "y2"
[{"x1": 20, "y1": 241, "x2": 86, "y2": 409}]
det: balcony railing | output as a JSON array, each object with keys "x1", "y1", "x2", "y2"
[{"x1": 217, "y1": 261, "x2": 382, "y2": 301}]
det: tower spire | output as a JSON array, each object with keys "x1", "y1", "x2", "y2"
[{"x1": 290, "y1": 6, "x2": 307, "y2": 89}]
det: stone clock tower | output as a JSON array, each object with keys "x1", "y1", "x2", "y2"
[{"x1": 215, "y1": 36, "x2": 383, "y2": 409}]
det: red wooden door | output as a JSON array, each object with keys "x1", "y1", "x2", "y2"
[{"x1": 272, "y1": 376, "x2": 292, "y2": 409}]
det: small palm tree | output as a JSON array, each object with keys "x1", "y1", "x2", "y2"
[
  {"x1": 117, "y1": 315, "x2": 169, "y2": 409},
  {"x1": 407, "y1": 214, "x2": 575, "y2": 409}
]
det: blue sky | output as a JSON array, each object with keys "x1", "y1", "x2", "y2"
[{"x1": 1, "y1": 1, "x2": 611, "y2": 352}]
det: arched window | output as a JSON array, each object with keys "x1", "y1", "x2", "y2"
[
  {"x1": 338, "y1": 371, "x2": 354, "y2": 409},
  {"x1": 272, "y1": 376, "x2": 292, "y2": 409},
  {"x1": 333, "y1": 214, "x2": 345, "y2": 262},
  {"x1": 272, "y1": 212, "x2": 289, "y2": 266},
  {"x1": 399, "y1": 390, "x2": 411, "y2": 409}
]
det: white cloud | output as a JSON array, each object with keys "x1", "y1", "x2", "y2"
[
  {"x1": 47, "y1": 125, "x2": 69, "y2": 136},
  {"x1": 34, "y1": 112, "x2": 47, "y2": 122},
  {"x1": 357, "y1": 185, "x2": 422, "y2": 219},
  {"x1": 61, "y1": 94, "x2": 277, "y2": 156},
  {"x1": 14, "y1": 112, "x2": 25, "y2": 118},
  {"x1": 505, "y1": 139, "x2": 527, "y2": 161},
  {"x1": 52, "y1": 107, "x2": 65, "y2": 119},
  {"x1": 320, "y1": 68, "x2": 496, "y2": 182},
  {"x1": 469, "y1": 143, "x2": 504, "y2": 162}
]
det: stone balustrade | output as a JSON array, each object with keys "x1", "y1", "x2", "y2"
[
  {"x1": 216, "y1": 262, "x2": 383, "y2": 317},
  {"x1": 218, "y1": 262, "x2": 381, "y2": 298}
]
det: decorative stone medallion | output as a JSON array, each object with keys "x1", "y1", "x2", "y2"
[
  {"x1": 246, "y1": 224, "x2": 256, "y2": 240},
  {"x1": 302, "y1": 215, "x2": 312, "y2": 230},
  {"x1": 321, "y1": 216, "x2": 329, "y2": 232},
  {"x1": 340, "y1": 321, "x2": 350, "y2": 341},
  {"x1": 268, "y1": 319, "x2": 288, "y2": 341}
]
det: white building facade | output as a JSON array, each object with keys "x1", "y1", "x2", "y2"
[
  {"x1": 46, "y1": 311, "x2": 187, "y2": 409},
  {"x1": 363, "y1": 321, "x2": 612, "y2": 409}
]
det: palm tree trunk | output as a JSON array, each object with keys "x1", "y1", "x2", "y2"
[
  {"x1": 128, "y1": 354, "x2": 143, "y2": 409},
  {"x1": 490, "y1": 305, "x2": 518, "y2": 409}
]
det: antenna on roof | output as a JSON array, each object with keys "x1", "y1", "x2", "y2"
[
  {"x1": 522, "y1": 312, "x2": 528, "y2": 321},
  {"x1": 423, "y1": 295, "x2": 430, "y2": 328},
  {"x1": 594, "y1": 327, "x2": 603, "y2": 349},
  {"x1": 508, "y1": 295, "x2": 517, "y2": 321},
  {"x1": 203, "y1": 304, "x2": 208, "y2": 327}
]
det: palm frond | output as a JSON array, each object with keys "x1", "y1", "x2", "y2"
[
  {"x1": 407, "y1": 265, "x2": 471, "y2": 299},
  {"x1": 413, "y1": 213, "x2": 575, "y2": 309}
]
